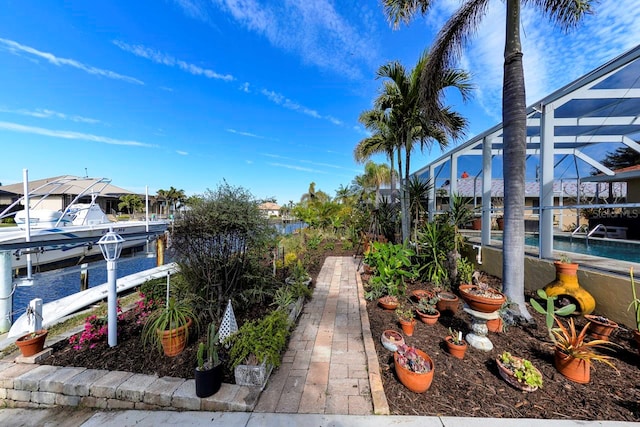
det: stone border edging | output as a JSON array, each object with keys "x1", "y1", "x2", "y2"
[{"x1": 354, "y1": 257, "x2": 390, "y2": 415}]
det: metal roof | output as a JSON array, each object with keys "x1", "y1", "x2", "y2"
[{"x1": 414, "y1": 44, "x2": 640, "y2": 180}]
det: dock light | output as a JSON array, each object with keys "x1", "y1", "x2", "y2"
[{"x1": 98, "y1": 229, "x2": 124, "y2": 347}]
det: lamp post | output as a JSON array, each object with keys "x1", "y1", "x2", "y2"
[{"x1": 97, "y1": 229, "x2": 124, "y2": 347}]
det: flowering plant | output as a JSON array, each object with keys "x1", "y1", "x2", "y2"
[
  {"x1": 69, "y1": 315, "x2": 108, "y2": 350},
  {"x1": 395, "y1": 344, "x2": 431, "y2": 374},
  {"x1": 133, "y1": 292, "x2": 159, "y2": 325},
  {"x1": 69, "y1": 300, "x2": 124, "y2": 350}
]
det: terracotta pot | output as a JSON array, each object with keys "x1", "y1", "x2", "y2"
[
  {"x1": 393, "y1": 348, "x2": 434, "y2": 393},
  {"x1": 416, "y1": 309, "x2": 440, "y2": 325},
  {"x1": 444, "y1": 336, "x2": 468, "y2": 360},
  {"x1": 378, "y1": 296, "x2": 399, "y2": 311},
  {"x1": 496, "y1": 356, "x2": 540, "y2": 392},
  {"x1": 584, "y1": 314, "x2": 618, "y2": 341},
  {"x1": 471, "y1": 218, "x2": 481, "y2": 230},
  {"x1": 459, "y1": 284, "x2": 506, "y2": 313},
  {"x1": 554, "y1": 347, "x2": 590, "y2": 384},
  {"x1": 195, "y1": 364, "x2": 223, "y2": 398},
  {"x1": 399, "y1": 318, "x2": 416, "y2": 336},
  {"x1": 487, "y1": 317, "x2": 503, "y2": 333},
  {"x1": 15, "y1": 330, "x2": 48, "y2": 357},
  {"x1": 436, "y1": 292, "x2": 459, "y2": 314},
  {"x1": 411, "y1": 289, "x2": 434, "y2": 302},
  {"x1": 158, "y1": 318, "x2": 192, "y2": 357},
  {"x1": 381, "y1": 330, "x2": 405, "y2": 352}
]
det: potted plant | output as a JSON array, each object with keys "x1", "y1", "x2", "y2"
[
  {"x1": 378, "y1": 295, "x2": 400, "y2": 311},
  {"x1": 551, "y1": 316, "x2": 619, "y2": 384},
  {"x1": 396, "y1": 305, "x2": 416, "y2": 336},
  {"x1": 627, "y1": 267, "x2": 640, "y2": 354},
  {"x1": 226, "y1": 309, "x2": 291, "y2": 389},
  {"x1": 142, "y1": 297, "x2": 198, "y2": 357},
  {"x1": 393, "y1": 344, "x2": 434, "y2": 393},
  {"x1": 415, "y1": 296, "x2": 440, "y2": 325},
  {"x1": 381, "y1": 329, "x2": 405, "y2": 352},
  {"x1": 459, "y1": 280, "x2": 506, "y2": 313},
  {"x1": 583, "y1": 314, "x2": 618, "y2": 341},
  {"x1": 15, "y1": 329, "x2": 48, "y2": 357},
  {"x1": 496, "y1": 351, "x2": 542, "y2": 392},
  {"x1": 195, "y1": 322, "x2": 223, "y2": 398},
  {"x1": 365, "y1": 242, "x2": 417, "y2": 302},
  {"x1": 444, "y1": 328, "x2": 467, "y2": 359}
]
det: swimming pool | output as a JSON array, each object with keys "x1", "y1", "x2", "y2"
[{"x1": 495, "y1": 234, "x2": 640, "y2": 263}]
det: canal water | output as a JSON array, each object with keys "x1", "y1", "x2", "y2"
[{"x1": 11, "y1": 250, "x2": 164, "y2": 321}]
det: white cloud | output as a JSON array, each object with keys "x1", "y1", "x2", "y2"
[
  {"x1": 176, "y1": 150, "x2": 188, "y2": 155},
  {"x1": 268, "y1": 162, "x2": 327, "y2": 174},
  {"x1": 113, "y1": 40, "x2": 234, "y2": 81},
  {"x1": 260, "y1": 88, "x2": 341, "y2": 124},
  {"x1": 0, "y1": 107, "x2": 101, "y2": 124},
  {"x1": 226, "y1": 128, "x2": 264, "y2": 139},
  {"x1": 0, "y1": 121, "x2": 154, "y2": 147},
  {"x1": 178, "y1": 0, "x2": 378, "y2": 79},
  {"x1": 239, "y1": 82, "x2": 251, "y2": 93},
  {"x1": 0, "y1": 38, "x2": 143, "y2": 85}
]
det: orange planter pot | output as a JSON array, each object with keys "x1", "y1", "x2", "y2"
[
  {"x1": 399, "y1": 318, "x2": 416, "y2": 336},
  {"x1": 487, "y1": 317, "x2": 503, "y2": 333},
  {"x1": 15, "y1": 330, "x2": 48, "y2": 357},
  {"x1": 436, "y1": 292, "x2": 459, "y2": 314},
  {"x1": 584, "y1": 314, "x2": 618, "y2": 341},
  {"x1": 444, "y1": 336, "x2": 468, "y2": 360},
  {"x1": 378, "y1": 296, "x2": 399, "y2": 311},
  {"x1": 416, "y1": 310, "x2": 440, "y2": 325},
  {"x1": 158, "y1": 318, "x2": 192, "y2": 357},
  {"x1": 394, "y1": 349, "x2": 434, "y2": 393},
  {"x1": 554, "y1": 347, "x2": 590, "y2": 384},
  {"x1": 459, "y1": 284, "x2": 505, "y2": 313}
]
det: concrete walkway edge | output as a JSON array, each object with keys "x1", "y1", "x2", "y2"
[{"x1": 355, "y1": 256, "x2": 390, "y2": 415}]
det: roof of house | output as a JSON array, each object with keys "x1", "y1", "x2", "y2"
[
  {"x1": 441, "y1": 178, "x2": 626, "y2": 199},
  {"x1": 0, "y1": 175, "x2": 136, "y2": 197},
  {"x1": 259, "y1": 202, "x2": 281, "y2": 210}
]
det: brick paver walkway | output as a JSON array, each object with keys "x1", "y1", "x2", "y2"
[{"x1": 254, "y1": 256, "x2": 377, "y2": 415}]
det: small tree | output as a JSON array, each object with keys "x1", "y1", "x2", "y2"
[{"x1": 170, "y1": 182, "x2": 277, "y2": 320}]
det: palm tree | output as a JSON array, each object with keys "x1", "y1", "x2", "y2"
[
  {"x1": 364, "y1": 161, "x2": 393, "y2": 203},
  {"x1": 118, "y1": 194, "x2": 143, "y2": 216},
  {"x1": 383, "y1": 0, "x2": 595, "y2": 319},
  {"x1": 300, "y1": 182, "x2": 317, "y2": 205},
  {"x1": 156, "y1": 189, "x2": 168, "y2": 216},
  {"x1": 375, "y1": 50, "x2": 470, "y2": 242},
  {"x1": 165, "y1": 186, "x2": 186, "y2": 217},
  {"x1": 355, "y1": 109, "x2": 400, "y2": 204}
]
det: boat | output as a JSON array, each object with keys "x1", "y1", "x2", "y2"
[{"x1": 0, "y1": 175, "x2": 169, "y2": 274}]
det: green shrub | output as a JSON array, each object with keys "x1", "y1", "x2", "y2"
[{"x1": 225, "y1": 309, "x2": 292, "y2": 369}]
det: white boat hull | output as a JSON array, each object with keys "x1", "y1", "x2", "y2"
[{"x1": 0, "y1": 221, "x2": 168, "y2": 271}]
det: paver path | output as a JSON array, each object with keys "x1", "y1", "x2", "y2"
[{"x1": 255, "y1": 256, "x2": 378, "y2": 415}]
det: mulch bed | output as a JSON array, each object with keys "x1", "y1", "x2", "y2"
[
  {"x1": 38, "y1": 251, "x2": 640, "y2": 420},
  {"x1": 366, "y1": 276, "x2": 640, "y2": 421}
]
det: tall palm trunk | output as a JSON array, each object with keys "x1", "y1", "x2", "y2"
[
  {"x1": 397, "y1": 146, "x2": 407, "y2": 242},
  {"x1": 502, "y1": 0, "x2": 531, "y2": 320}
]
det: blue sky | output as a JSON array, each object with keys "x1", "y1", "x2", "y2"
[{"x1": 1, "y1": 0, "x2": 639, "y2": 205}]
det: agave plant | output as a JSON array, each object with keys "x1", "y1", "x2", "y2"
[{"x1": 551, "y1": 316, "x2": 619, "y2": 371}]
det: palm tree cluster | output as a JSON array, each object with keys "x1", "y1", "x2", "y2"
[
  {"x1": 354, "y1": 49, "x2": 471, "y2": 243},
  {"x1": 156, "y1": 186, "x2": 186, "y2": 217}
]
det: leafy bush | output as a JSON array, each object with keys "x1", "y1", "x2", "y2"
[
  {"x1": 225, "y1": 309, "x2": 292, "y2": 369},
  {"x1": 170, "y1": 182, "x2": 277, "y2": 321}
]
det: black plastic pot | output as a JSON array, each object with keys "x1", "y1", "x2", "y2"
[{"x1": 195, "y1": 364, "x2": 223, "y2": 398}]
